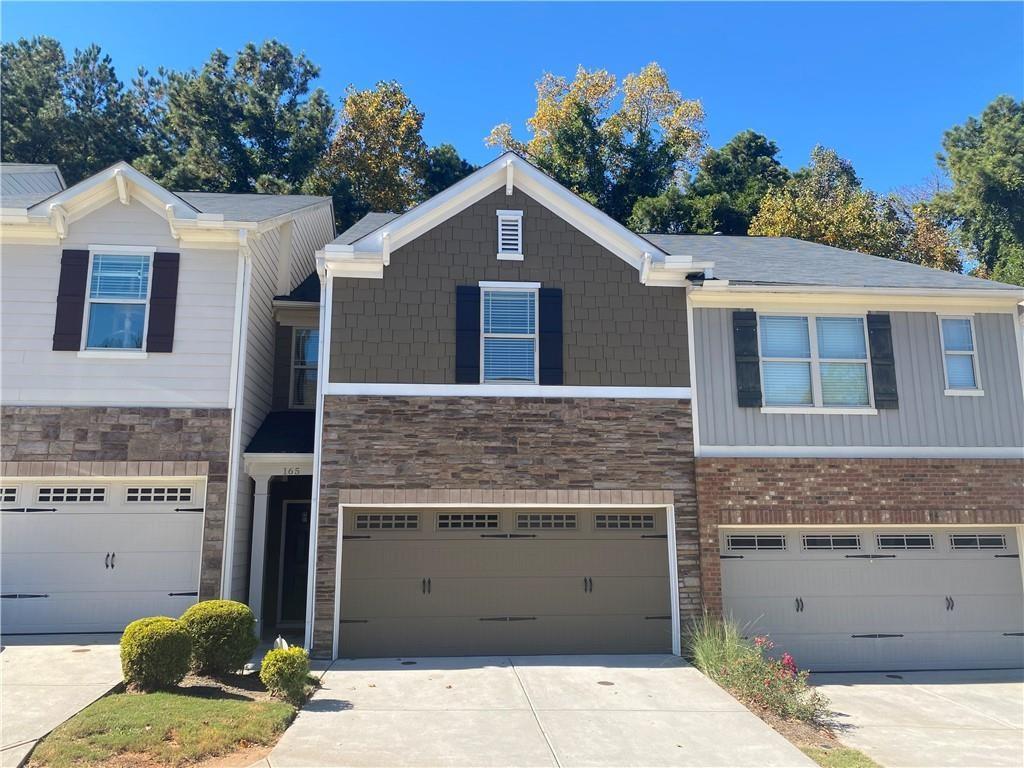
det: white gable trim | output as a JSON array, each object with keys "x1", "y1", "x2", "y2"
[{"x1": 321, "y1": 152, "x2": 714, "y2": 285}]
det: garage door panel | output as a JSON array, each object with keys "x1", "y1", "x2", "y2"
[
  {"x1": 0, "y1": 512, "x2": 203, "y2": 553},
  {"x1": 1, "y1": 591, "x2": 198, "y2": 635}
]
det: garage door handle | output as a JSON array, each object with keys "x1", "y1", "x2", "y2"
[
  {"x1": 795, "y1": 597, "x2": 804, "y2": 612},
  {"x1": 111, "y1": 552, "x2": 116, "y2": 569},
  {"x1": 422, "y1": 578, "x2": 426, "y2": 594},
  {"x1": 105, "y1": 553, "x2": 110, "y2": 569}
]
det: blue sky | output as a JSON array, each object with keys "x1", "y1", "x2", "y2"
[{"x1": 3, "y1": 2, "x2": 1022, "y2": 194}]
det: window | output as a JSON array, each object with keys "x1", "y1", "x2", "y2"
[
  {"x1": 126, "y1": 486, "x2": 192, "y2": 503},
  {"x1": 950, "y1": 533, "x2": 1006, "y2": 551},
  {"x1": 939, "y1": 317, "x2": 980, "y2": 393},
  {"x1": 481, "y1": 286, "x2": 537, "y2": 383},
  {"x1": 595, "y1": 513, "x2": 655, "y2": 530},
  {"x1": 437, "y1": 513, "x2": 499, "y2": 529},
  {"x1": 0, "y1": 487, "x2": 17, "y2": 503},
  {"x1": 291, "y1": 328, "x2": 319, "y2": 407},
  {"x1": 355, "y1": 513, "x2": 419, "y2": 530},
  {"x1": 802, "y1": 534, "x2": 861, "y2": 551},
  {"x1": 726, "y1": 534, "x2": 787, "y2": 551},
  {"x1": 759, "y1": 315, "x2": 871, "y2": 408},
  {"x1": 876, "y1": 533, "x2": 934, "y2": 550},
  {"x1": 86, "y1": 253, "x2": 151, "y2": 350},
  {"x1": 517, "y1": 513, "x2": 577, "y2": 529},
  {"x1": 496, "y1": 210, "x2": 523, "y2": 259},
  {"x1": 37, "y1": 487, "x2": 106, "y2": 503}
]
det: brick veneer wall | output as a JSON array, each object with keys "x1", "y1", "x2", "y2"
[
  {"x1": 695, "y1": 457, "x2": 1024, "y2": 612},
  {"x1": 313, "y1": 395, "x2": 698, "y2": 655},
  {"x1": 1, "y1": 405, "x2": 232, "y2": 598}
]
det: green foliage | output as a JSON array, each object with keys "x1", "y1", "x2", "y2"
[
  {"x1": 120, "y1": 616, "x2": 191, "y2": 691},
  {"x1": 423, "y1": 143, "x2": 477, "y2": 198},
  {"x1": 932, "y1": 95, "x2": 1024, "y2": 285},
  {"x1": 686, "y1": 614, "x2": 831, "y2": 725},
  {"x1": 179, "y1": 600, "x2": 258, "y2": 676},
  {"x1": 802, "y1": 746, "x2": 880, "y2": 768},
  {"x1": 260, "y1": 646, "x2": 311, "y2": 703},
  {"x1": 27, "y1": 689, "x2": 294, "y2": 768}
]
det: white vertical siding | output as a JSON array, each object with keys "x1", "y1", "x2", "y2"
[
  {"x1": 289, "y1": 203, "x2": 333, "y2": 288},
  {"x1": 694, "y1": 307, "x2": 1024, "y2": 449},
  {"x1": 0, "y1": 199, "x2": 237, "y2": 406}
]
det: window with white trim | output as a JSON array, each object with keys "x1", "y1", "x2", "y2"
[
  {"x1": 759, "y1": 315, "x2": 871, "y2": 408},
  {"x1": 496, "y1": 210, "x2": 523, "y2": 259},
  {"x1": 37, "y1": 487, "x2": 106, "y2": 503},
  {"x1": 291, "y1": 328, "x2": 319, "y2": 408},
  {"x1": 949, "y1": 533, "x2": 1006, "y2": 550},
  {"x1": 86, "y1": 253, "x2": 151, "y2": 350},
  {"x1": 939, "y1": 317, "x2": 980, "y2": 392},
  {"x1": 0, "y1": 487, "x2": 18, "y2": 503},
  {"x1": 126, "y1": 486, "x2": 193, "y2": 503},
  {"x1": 481, "y1": 287, "x2": 537, "y2": 383},
  {"x1": 726, "y1": 534, "x2": 787, "y2": 551},
  {"x1": 876, "y1": 533, "x2": 934, "y2": 550}
]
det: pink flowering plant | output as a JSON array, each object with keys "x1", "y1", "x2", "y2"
[{"x1": 686, "y1": 615, "x2": 830, "y2": 724}]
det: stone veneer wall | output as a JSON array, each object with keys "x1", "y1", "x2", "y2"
[
  {"x1": 312, "y1": 395, "x2": 698, "y2": 656},
  {"x1": 695, "y1": 457, "x2": 1024, "y2": 612},
  {"x1": 1, "y1": 405, "x2": 232, "y2": 598}
]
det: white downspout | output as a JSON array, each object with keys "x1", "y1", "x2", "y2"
[{"x1": 221, "y1": 231, "x2": 253, "y2": 599}]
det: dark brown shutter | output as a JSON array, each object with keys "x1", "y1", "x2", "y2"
[
  {"x1": 538, "y1": 287, "x2": 563, "y2": 385},
  {"x1": 455, "y1": 285, "x2": 481, "y2": 383},
  {"x1": 146, "y1": 252, "x2": 180, "y2": 353},
  {"x1": 733, "y1": 310, "x2": 762, "y2": 407},
  {"x1": 52, "y1": 249, "x2": 90, "y2": 351},
  {"x1": 867, "y1": 312, "x2": 898, "y2": 409}
]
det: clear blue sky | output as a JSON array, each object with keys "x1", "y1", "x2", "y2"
[{"x1": 3, "y1": 2, "x2": 1022, "y2": 193}]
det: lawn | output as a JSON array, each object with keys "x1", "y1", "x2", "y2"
[
  {"x1": 28, "y1": 682, "x2": 295, "y2": 768},
  {"x1": 802, "y1": 745, "x2": 880, "y2": 768}
]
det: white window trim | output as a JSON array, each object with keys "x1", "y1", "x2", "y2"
[
  {"x1": 496, "y1": 209, "x2": 524, "y2": 260},
  {"x1": 757, "y1": 313, "x2": 875, "y2": 412},
  {"x1": 479, "y1": 282, "x2": 539, "y2": 385},
  {"x1": 289, "y1": 326, "x2": 319, "y2": 409},
  {"x1": 938, "y1": 314, "x2": 984, "y2": 396},
  {"x1": 82, "y1": 249, "x2": 154, "y2": 352}
]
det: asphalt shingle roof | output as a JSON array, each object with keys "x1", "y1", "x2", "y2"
[
  {"x1": 175, "y1": 192, "x2": 329, "y2": 222},
  {"x1": 332, "y1": 212, "x2": 400, "y2": 245},
  {"x1": 644, "y1": 235, "x2": 1019, "y2": 291},
  {"x1": 276, "y1": 271, "x2": 320, "y2": 302},
  {"x1": 245, "y1": 411, "x2": 316, "y2": 454}
]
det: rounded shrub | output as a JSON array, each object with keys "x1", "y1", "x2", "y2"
[
  {"x1": 120, "y1": 616, "x2": 191, "y2": 691},
  {"x1": 179, "y1": 600, "x2": 258, "y2": 675},
  {"x1": 260, "y1": 646, "x2": 310, "y2": 703}
]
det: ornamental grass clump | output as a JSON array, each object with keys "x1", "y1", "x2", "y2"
[{"x1": 686, "y1": 613, "x2": 830, "y2": 725}]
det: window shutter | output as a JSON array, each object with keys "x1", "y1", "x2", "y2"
[
  {"x1": 146, "y1": 252, "x2": 180, "y2": 353},
  {"x1": 733, "y1": 310, "x2": 762, "y2": 407},
  {"x1": 52, "y1": 249, "x2": 90, "y2": 351},
  {"x1": 455, "y1": 285, "x2": 481, "y2": 383},
  {"x1": 867, "y1": 312, "x2": 898, "y2": 409},
  {"x1": 538, "y1": 287, "x2": 563, "y2": 385}
]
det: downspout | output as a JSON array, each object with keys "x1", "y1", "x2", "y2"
[
  {"x1": 221, "y1": 230, "x2": 253, "y2": 599},
  {"x1": 303, "y1": 258, "x2": 332, "y2": 651}
]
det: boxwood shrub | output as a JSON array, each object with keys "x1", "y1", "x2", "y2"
[
  {"x1": 260, "y1": 646, "x2": 310, "y2": 703},
  {"x1": 180, "y1": 600, "x2": 258, "y2": 675},
  {"x1": 120, "y1": 616, "x2": 191, "y2": 690}
]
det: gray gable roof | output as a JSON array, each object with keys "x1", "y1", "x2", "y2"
[
  {"x1": 332, "y1": 212, "x2": 400, "y2": 245},
  {"x1": 1, "y1": 163, "x2": 66, "y2": 207},
  {"x1": 644, "y1": 235, "x2": 1019, "y2": 292},
  {"x1": 175, "y1": 192, "x2": 329, "y2": 222}
]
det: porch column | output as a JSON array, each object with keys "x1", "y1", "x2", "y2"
[{"x1": 248, "y1": 472, "x2": 272, "y2": 632}]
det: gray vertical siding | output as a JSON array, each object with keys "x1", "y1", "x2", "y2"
[{"x1": 694, "y1": 308, "x2": 1024, "y2": 448}]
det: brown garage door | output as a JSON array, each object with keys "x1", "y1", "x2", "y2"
[{"x1": 338, "y1": 506, "x2": 673, "y2": 657}]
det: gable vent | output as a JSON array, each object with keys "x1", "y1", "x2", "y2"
[{"x1": 497, "y1": 210, "x2": 523, "y2": 260}]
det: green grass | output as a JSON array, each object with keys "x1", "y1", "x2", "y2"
[
  {"x1": 801, "y1": 746, "x2": 880, "y2": 768},
  {"x1": 28, "y1": 689, "x2": 295, "y2": 768},
  {"x1": 685, "y1": 611, "x2": 753, "y2": 678}
]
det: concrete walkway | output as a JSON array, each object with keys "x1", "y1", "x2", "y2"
[
  {"x1": 0, "y1": 635, "x2": 121, "y2": 768},
  {"x1": 268, "y1": 655, "x2": 813, "y2": 767},
  {"x1": 814, "y1": 668, "x2": 1024, "y2": 768}
]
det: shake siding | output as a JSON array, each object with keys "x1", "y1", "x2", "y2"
[
  {"x1": 0, "y1": 199, "x2": 236, "y2": 406},
  {"x1": 694, "y1": 307, "x2": 1024, "y2": 448}
]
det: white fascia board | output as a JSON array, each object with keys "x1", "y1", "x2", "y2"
[{"x1": 700, "y1": 444, "x2": 1024, "y2": 459}]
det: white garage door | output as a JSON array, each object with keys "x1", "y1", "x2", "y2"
[
  {"x1": 1, "y1": 479, "x2": 205, "y2": 635},
  {"x1": 721, "y1": 526, "x2": 1024, "y2": 672}
]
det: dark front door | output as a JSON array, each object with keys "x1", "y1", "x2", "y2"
[{"x1": 278, "y1": 501, "x2": 311, "y2": 625}]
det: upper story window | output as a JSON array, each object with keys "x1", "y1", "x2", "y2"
[
  {"x1": 939, "y1": 316, "x2": 981, "y2": 395},
  {"x1": 759, "y1": 315, "x2": 871, "y2": 408},
  {"x1": 291, "y1": 328, "x2": 319, "y2": 407},
  {"x1": 85, "y1": 253, "x2": 151, "y2": 350},
  {"x1": 496, "y1": 210, "x2": 523, "y2": 260},
  {"x1": 481, "y1": 284, "x2": 537, "y2": 383}
]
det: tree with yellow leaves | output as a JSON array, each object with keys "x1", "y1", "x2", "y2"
[{"x1": 486, "y1": 63, "x2": 705, "y2": 223}]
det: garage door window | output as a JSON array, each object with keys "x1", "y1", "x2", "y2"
[
  {"x1": 0, "y1": 487, "x2": 17, "y2": 503},
  {"x1": 125, "y1": 486, "x2": 192, "y2": 503},
  {"x1": 726, "y1": 534, "x2": 786, "y2": 551},
  {"x1": 877, "y1": 533, "x2": 934, "y2": 550},
  {"x1": 355, "y1": 513, "x2": 419, "y2": 530},
  {"x1": 437, "y1": 512, "x2": 499, "y2": 529},
  {"x1": 595, "y1": 513, "x2": 655, "y2": 530},
  {"x1": 802, "y1": 533, "x2": 861, "y2": 550},
  {"x1": 37, "y1": 487, "x2": 106, "y2": 503},
  {"x1": 950, "y1": 533, "x2": 1006, "y2": 550},
  {"x1": 517, "y1": 513, "x2": 577, "y2": 529}
]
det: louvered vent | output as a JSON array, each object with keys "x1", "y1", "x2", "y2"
[
  {"x1": 37, "y1": 487, "x2": 106, "y2": 503},
  {"x1": 497, "y1": 210, "x2": 523, "y2": 258}
]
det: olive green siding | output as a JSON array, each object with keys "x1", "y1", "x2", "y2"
[{"x1": 328, "y1": 188, "x2": 689, "y2": 386}]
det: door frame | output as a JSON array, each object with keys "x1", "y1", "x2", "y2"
[
  {"x1": 276, "y1": 498, "x2": 311, "y2": 629},
  {"x1": 331, "y1": 500, "x2": 681, "y2": 659}
]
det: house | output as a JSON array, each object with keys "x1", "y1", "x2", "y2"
[
  {"x1": 3, "y1": 151, "x2": 1022, "y2": 672},
  {"x1": 0, "y1": 161, "x2": 335, "y2": 634}
]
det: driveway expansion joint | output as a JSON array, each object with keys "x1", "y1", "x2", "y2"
[{"x1": 509, "y1": 657, "x2": 562, "y2": 768}]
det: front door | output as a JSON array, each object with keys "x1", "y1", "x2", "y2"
[{"x1": 277, "y1": 501, "x2": 310, "y2": 626}]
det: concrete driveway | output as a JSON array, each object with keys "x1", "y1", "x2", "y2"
[
  {"x1": 267, "y1": 655, "x2": 813, "y2": 767},
  {"x1": 814, "y1": 669, "x2": 1024, "y2": 768},
  {"x1": 0, "y1": 635, "x2": 121, "y2": 768}
]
